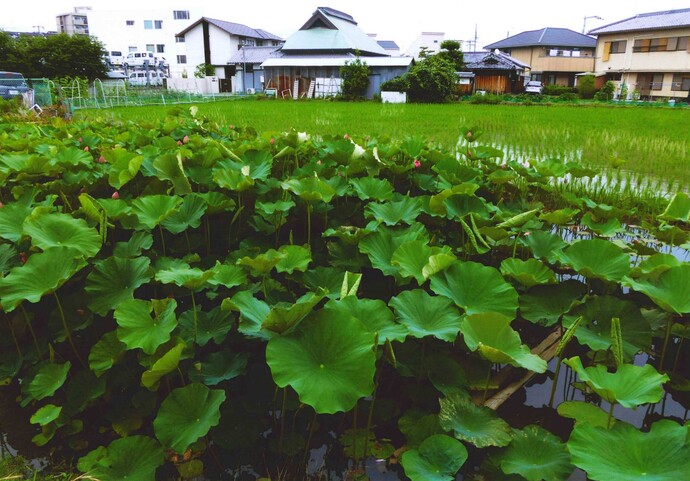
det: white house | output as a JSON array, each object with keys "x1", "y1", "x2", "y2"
[
  {"x1": 404, "y1": 32, "x2": 445, "y2": 59},
  {"x1": 56, "y1": 6, "x2": 199, "y2": 77},
  {"x1": 176, "y1": 17, "x2": 283, "y2": 92}
]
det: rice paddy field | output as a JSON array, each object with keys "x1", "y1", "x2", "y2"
[{"x1": 79, "y1": 99, "x2": 690, "y2": 192}]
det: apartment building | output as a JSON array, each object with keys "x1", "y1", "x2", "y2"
[{"x1": 588, "y1": 8, "x2": 690, "y2": 100}]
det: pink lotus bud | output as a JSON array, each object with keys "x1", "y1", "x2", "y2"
[
  {"x1": 177, "y1": 140, "x2": 183, "y2": 146},
  {"x1": 97, "y1": 156, "x2": 106, "y2": 164},
  {"x1": 183, "y1": 135, "x2": 189, "y2": 144},
  {"x1": 501, "y1": 163, "x2": 507, "y2": 170},
  {"x1": 270, "y1": 137, "x2": 275, "y2": 145},
  {"x1": 111, "y1": 191, "x2": 120, "y2": 199},
  {"x1": 83, "y1": 146, "x2": 90, "y2": 152},
  {"x1": 229, "y1": 124, "x2": 235, "y2": 129},
  {"x1": 20, "y1": 252, "x2": 27, "y2": 264},
  {"x1": 78, "y1": 137, "x2": 83, "y2": 143},
  {"x1": 343, "y1": 133, "x2": 349, "y2": 140},
  {"x1": 317, "y1": 160, "x2": 322, "y2": 165},
  {"x1": 0, "y1": 202, "x2": 3, "y2": 208},
  {"x1": 413, "y1": 159, "x2": 421, "y2": 168}
]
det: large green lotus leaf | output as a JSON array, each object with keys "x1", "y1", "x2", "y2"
[
  {"x1": 263, "y1": 291, "x2": 325, "y2": 335},
  {"x1": 115, "y1": 298, "x2": 177, "y2": 355},
  {"x1": 422, "y1": 253, "x2": 457, "y2": 280},
  {"x1": 79, "y1": 435, "x2": 164, "y2": 481},
  {"x1": 222, "y1": 291, "x2": 270, "y2": 340},
  {"x1": 324, "y1": 296, "x2": 407, "y2": 344},
  {"x1": 30, "y1": 404, "x2": 62, "y2": 426},
  {"x1": 564, "y1": 356, "x2": 669, "y2": 408},
  {"x1": 0, "y1": 247, "x2": 86, "y2": 312},
  {"x1": 581, "y1": 213, "x2": 623, "y2": 237},
  {"x1": 658, "y1": 191, "x2": 690, "y2": 223},
  {"x1": 559, "y1": 239, "x2": 630, "y2": 282},
  {"x1": 398, "y1": 410, "x2": 444, "y2": 447},
  {"x1": 519, "y1": 280, "x2": 587, "y2": 326},
  {"x1": 359, "y1": 223, "x2": 429, "y2": 277},
  {"x1": 89, "y1": 331, "x2": 126, "y2": 377},
  {"x1": 20, "y1": 361, "x2": 71, "y2": 407},
  {"x1": 389, "y1": 289, "x2": 462, "y2": 342},
  {"x1": 349, "y1": 177, "x2": 394, "y2": 201},
  {"x1": 539, "y1": 208, "x2": 580, "y2": 226},
  {"x1": 625, "y1": 264, "x2": 690, "y2": 314},
  {"x1": 500, "y1": 258, "x2": 556, "y2": 288},
  {"x1": 430, "y1": 261, "x2": 518, "y2": 318},
  {"x1": 236, "y1": 249, "x2": 285, "y2": 277},
  {"x1": 401, "y1": 434, "x2": 468, "y2": 481},
  {"x1": 113, "y1": 231, "x2": 154, "y2": 258},
  {"x1": 131, "y1": 195, "x2": 183, "y2": 229},
  {"x1": 85, "y1": 256, "x2": 152, "y2": 315},
  {"x1": 391, "y1": 241, "x2": 452, "y2": 285},
  {"x1": 282, "y1": 177, "x2": 336, "y2": 203},
  {"x1": 213, "y1": 167, "x2": 254, "y2": 191},
  {"x1": 179, "y1": 307, "x2": 233, "y2": 346},
  {"x1": 23, "y1": 210, "x2": 101, "y2": 258},
  {"x1": 188, "y1": 350, "x2": 248, "y2": 386},
  {"x1": 154, "y1": 383, "x2": 226, "y2": 453},
  {"x1": 194, "y1": 191, "x2": 236, "y2": 214},
  {"x1": 557, "y1": 401, "x2": 611, "y2": 428},
  {"x1": 0, "y1": 202, "x2": 32, "y2": 242},
  {"x1": 302, "y1": 267, "x2": 345, "y2": 299},
  {"x1": 161, "y1": 195, "x2": 206, "y2": 234},
  {"x1": 275, "y1": 244, "x2": 312, "y2": 274},
  {"x1": 568, "y1": 420, "x2": 690, "y2": 481},
  {"x1": 521, "y1": 230, "x2": 568, "y2": 263},
  {"x1": 54, "y1": 146, "x2": 92, "y2": 166},
  {"x1": 208, "y1": 262, "x2": 247, "y2": 289},
  {"x1": 106, "y1": 148, "x2": 144, "y2": 189},
  {"x1": 152, "y1": 153, "x2": 192, "y2": 195},
  {"x1": 563, "y1": 295, "x2": 652, "y2": 358},
  {"x1": 497, "y1": 425, "x2": 573, "y2": 481},
  {"x1": 461, "y1": 312, "x2": 547, "y2": 372},
  {"x1": 439, "y1": 392, "x2": 513, "y2": 447},
  {"x1": 155, "y1": 264, "x2": 214, "y2": 290},
  {"x1": 629, "y1": 253, "x2": 681, "y2": 280},
  {"x1": 237, "y1": 149, "x2": 273, "y2": 180},
  {"x1": 255, "y1": 199, "x2": 295, "y2": 217},
  {"x1": 444, "y1": 194, "x2": 490, "y2": 220},
  {"x1": 365, "y1": 196, "x2": 423, "y2": 226},
  {"x1": 142, "y1": 343, "x2": 185, "y2": 389},
  {"x1": 266, "y1": 310, "x2": 376, "y2": 414}
]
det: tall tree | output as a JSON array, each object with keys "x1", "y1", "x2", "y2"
[{"x1": 438, "y1": 40, "x2": 464, "y2": 71}]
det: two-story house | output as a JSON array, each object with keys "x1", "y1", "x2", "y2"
[
  {"x1": 485, "y1": 28, "x2": 596, "y2": 87},
  {"x1": 588, "y1": 8, "x2": 690, "y2": 100}
]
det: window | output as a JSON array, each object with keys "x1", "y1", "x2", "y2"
[
  {"x1": 671, "y1": 74, "x2": 690, "y2": 91},
  {"x1": 651, "y1": 73, "x2": 664, "y2": 90},
  {"x1": 609, "y1": 40, "x2": 627, "y2": 53},
  {"x1": 177, "y1": 55, "x2": 187, "y2": 64},
  {"x1": 144, "y1": 20, "x2": 153, "y2": 29},
  {"x1": 154, "y1": 20, "x2": 163, "y2": 29},
  {"x1": 129, "y1": 46, "x2": 137, "y2": 52},
  {"x1": 245, "y1": 64, "x2": 254, "y2": 73},
  {"x1": 146, "y1": 44, "x2": 154, "y2": 53},
  {"x1": 126, "y1": 20, "x2": 134, "y2": 26},
  {"x1": 173, "y1": 10, "x2": 190, "y2": 20},
  {"x1": 634, "y1": 38, "x2": 669, "y2": 52},
  {"x1": 677, "y1": 37, "x2": 689, "y2": 51},
  {"x1": 175, "y1": 36, "x2": 185, "y2": 43},
  {"x1": 156, "y1": 44, "x2": 165, "y2": 53}
]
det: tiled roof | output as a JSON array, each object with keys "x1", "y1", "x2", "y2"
[
  {"x1": 485, "y1": 28, "x2": 596, "y2": 49},
  {"x1": 377, "y1": 40, "x2": 400, "y2": 50},
  {"x1": 228, "y1": 46, "x2": 282, "y2": 64},
  {"x1": 589, "y1": 8, "x2": 690, "y2": 34},
  {"x1": 176, "y1": 17, "x2": 283, "y2": 41},
  {"x1": 463, "y1": 51, "x2": 530, "y2": 71}
]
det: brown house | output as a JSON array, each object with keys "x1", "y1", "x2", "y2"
[
  {"x1": 485, "y1": 28, "x2": 596, "y2": 87},
  {"x1": 460, "y1": 51, "x2": 530, "y2": 94}
]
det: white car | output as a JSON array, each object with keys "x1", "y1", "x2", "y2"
[
  {"x1": 525, "y1": 81, "x2": 543, "y2": 94},
  {"x1": 123, "y1": 51, "x2": 158, "y2": 68},
  {"x1": 128, "y1": 71, "x2": 165, "y2": 87}
]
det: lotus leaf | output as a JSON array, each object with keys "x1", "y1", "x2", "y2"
[
  {"x1": 398, "y1": 410, "x2": 444, "y2": 447},
  {"x1": 89, "y1": 331, "x2": 126, "y2": 377},
  {"x1": 266, "y1": 310, "x2": 376, "y2": 414},
  {"x1": 236, "y1": 249, "x2": 285, "y2": 277},
  {"x1": 340, "y1": 270, "x2": 362, "y2": 298},
  {"x1": 391, "y1": 241, "x2": 454, "y2": 285},
  {"x1": 564, "y1": 356, "x2": 668, "y2": 408},
  {"x1": 30, "y1": 404, "x2": 62, "y2": 426},
  {"x1": 0, "y1": 247, "x2": 86, "y2": 312},
  {"x1": 567, "y1": 420, "x2": 690, "y2": 481},
  {"x1": 497, "y1": 208, "x2": 539, "y2": 229},
  {"x1": 152, "y1": 153, "x2": 192, "y2": 194},
  {"x1": 21, "y1": 362, "x2": 71, "y2": 407},
  {"x1": 339, "y1": 429, "x2": 394, "y2": 460},
  {"x1": 444, "y1": 194, "x2": 490, "y2": 220},
  {"x1": 155, "y1": 264, "x2": 214, "y2": 290},
  {"x1": 23, "y1": 211, "x2": 101, "y2": 258},
  {"x1": 189, "y1": 350, "x2": 248, "y2": 386},
  {"x1": 521, "y1": 230, "x2": 567, "y2": 263},
  {"x1": 557, "y1": 401, "x2": 611, "y2": 428},
  {"x1": 161, "y1": 195, "x2": 206, "y2": 234},
  {"x1": 439, "y1": 392, "x2": 513, "y2": 447},
  {"x1": 519, "y1": 280, "x2": 586, "y2": 326},
  {"x1": 389, "y1": 289, "x2": 462, "y2": 342},
  {"x1": 113, "y1": 231, "x2": 154, "y2": 258},
  {"x1": 282, "y1": 177, "x2": 336, "y2": 203},
  {"x1": 401, "y1": 434, "x2": 468, "y2": 481},
  {"x1": 85, "y1": 256, "x2": 152, "y2": 315},
  {"x1": 207, "y1": 262, "x2": 247, "y2": 289},
  {"x1": 365, "y1": 196, "x2": 423, "y2": 226},
  {"x1": 500, "y1": 258, "x2": 556, "y2": 288},
  {"x1": 630, "y1": 253, "x2": 681, "y2": 279},
  {"x1": 142, "y1": 343, "x2": 185, "y2": 389},
  {"x1": 223, "y1": 291, "x2": 270, "y2": 339},
  {"x1": 559, "y1": 239, "x2": 630, "y2": 282},
  {"x1": 106, "y1": 148, "x2": 144, "y2": 189},
  {"x1": 302, "y1": 267, "x2": 345, "y2": 299},
  {"x1": 359, "y1": 223, "x2": 428, "y2": 277},
  {"x1": 430, "y1": 261, "x2": 518, "y2": 318},
  {"x1": 255, "y1": 199, "x2": 295, "y2": 216},
  {"x1": 349, "y1": 177, "x2": 394, "y2": 201},
  {"x1": 324, "y1": 296, "x2": 407, "y2": 344},
  {"x1": 115, "y1": 298, "x2": 177, "y2": 355},
  {"x1": 581, "y1": 213, "x2": 623, "y2": 237},
  {"x1": 427, "y1": 184, "x2": 480, "y2": 216},
  {"x1": 154, "y1": 383, "x2": 226, "y2": 453},
  {"x1": 658, "y1": 191, "x2": 690, "y2": 223},
  {"x1": 78, "y1": 435, "x2": 164, "y2": 481},
  {"x1": 263, "y1": 291, "x2": 325, "y2": 335},
  {"x1": 624, "y1": 264, "x2": 690, "y2": 314},
  {"x1": 275, "y1": 244, "x2": 312, "y2": 274},
  {"x1": 131, "y1": 195, "x2": 183, "y2": 229},
  {"x1": 497, "y1": 425, "x2": 573, "y2": 481},
  {"x1": 539, "y1": 208, "x2": 580, "y2": 225},
  {"x1": 422, "y1": 253, "x2": 457, "y2": 280},
  {"x1": 179, "y1": 307, "x2": 233, "y2": 346}
]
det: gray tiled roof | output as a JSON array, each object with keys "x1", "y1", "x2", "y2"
[
  {"x1": 377, "y1": 40, "x2": 400, "y2": 50},
  {"x1": 177, "y1": 17, "x2": 283, "y2": 41},
  {"x1": 228, "y1": 46, "x2": 282, "y2": 64},
  {"x1": 485, "y1": 28, "x2": 596, "y2": 49},
  {"x1": 589, "y1": 8, "x2": 690, "y2": 34},
  {"x1": 463, "y1": 51, "x2": 530, "y2": 71}
]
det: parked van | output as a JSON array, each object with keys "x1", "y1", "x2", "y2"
[
  {"x1": 128, "y1": 71, "x2": 166, "y2": 87},
  {"x1": 108, "y1": 51, "x2": 124, "y2": 67},
  {"x1": 123, "y1": 51, "x2": 158, "y2": 68},
  {"x1": 0, "y1": 71, "x2": 30, "y2": 100}
]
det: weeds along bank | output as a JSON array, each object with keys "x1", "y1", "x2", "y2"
[{"x1": 0, "y1": 108, "x2": 689, "y2": 481}]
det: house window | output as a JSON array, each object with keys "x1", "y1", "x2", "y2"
[
  {"x1": 609, "y1": 40, "x2": 627, "y2": 53},
  {"x1": 154, "y1": 20, "x2": 163, "y2": 29},
  {"x1": 173, "y1": 10, "x2": 190, "y2": 20},
  {"x1": 651, "y1": 73, "x2": 664, "y2": 90},
  {"x1": 144, "y1": 20, "x2": 153, "y2": 29},
  {"x1": 146, "y1": 44, "x2": 154, "y2": 53},
  {"x1": 671, "y1": 74, "x2": 690, "y2": 91},
  {"x1": 175, "y1": 36, "x2": 185, "y2": 43},
  {"x1": 634, "y1": 38, "x2": 669, "y2": 52},
  {"x1": 677, "y1": 37, "x2": 688, "y2": 51},
  {"x1": 156, "y1": 44, "x2": 165, "y2": 53},
  {"x1": 177, "y1": 55, "x2": 187, "y2": 64},
  {"x1": 126, "y1": 20, "x2": 134, "y2": 26},
  {"x1": 245, "y1": 64, "x2": 254, "y2": 73}
]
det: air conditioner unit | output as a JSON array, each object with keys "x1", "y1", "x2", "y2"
[{"x1": 246, "y1": 88, "x2": 256, "y2": 94}]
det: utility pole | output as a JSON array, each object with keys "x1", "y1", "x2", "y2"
[{"x1": 582, "y1": 15, "x2": 603, "y2": 34}]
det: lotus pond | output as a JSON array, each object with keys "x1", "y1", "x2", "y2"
[{"x1": 0, "y1": 107, "x2": 689, "y2": 481}]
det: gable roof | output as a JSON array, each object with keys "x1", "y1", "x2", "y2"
[
  {"x1": 588, "y1": 8, "x2": 690, "y2": 35},
  {"x1": 464, "y1": 51, "x2": 530, "y2": 71},
  {"x1": 377, "y1": 40, "x2": 400, "y2": 50},
  {"x1": 228, "y1": 46, "x2": 282, "y2": 64},
  {"x1": 280, "y1": 7, "x2": 388, "y2": 56},
  {"x1": 485, "y1": 28, "x2": 596, "y2": 49},
  {"x1": 177, "y1": 17, "x2": 283, "y2": 41}
]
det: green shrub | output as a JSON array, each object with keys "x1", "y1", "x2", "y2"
[
  {"x1": 380, "y1": 74, "x2": 410, "y2": 92},
  {"x1": 578, "y1": 75, "x2": 596, "y2": 99},
  {"x1": 468, "y1": 92, "x2": 503, "y2": 104},
  {"x1": 558, "y1": 92, "x2": 579, "y2": 101},
  {"x1": 340, "y1": 56, "x2": 370, "y2": 100},
  {"x1": 194, "y1": 63, "x2": 215, "y2": 78},
  {"x1": 594, "y1": 81, "x2": 616, "y2": 101},
  {"x1": 542, "y1": 84, "x2": 577, "y2": 96},
  {"x1": 407, "y1": 55, "x2": 456, "y2": 103}
]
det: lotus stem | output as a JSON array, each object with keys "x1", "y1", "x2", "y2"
[
  {"x1": 659, "y1": 318, "x2": 673, "y2": 371},
  {"x1": 511, "y1": 227, "x2": 523, "y2": 258},
  {"x1": 361, "y1": 367, "x2": 382, "y2": 461},
  {"x1": 19, "y1": 304, "x2": 42, "y2": 360},
  {"x1": 482, "y1": 363, "x2": 493, "y2": 404},
  {"x1": 301, "y1": 411, "x2": 318, "y2": 470},
  {"x1": 190, "y1": 290, "x2": 198, "y2": 342},
  {"x1": 307, "y1": 203, "x2": 312, "y2": 246},
  {"x1": 4, "y1": 313, "x2": 22, "y2": 357},
  {"x1": 278, "y1": 388, "x2": 287, "y2": 456},
  {"x1": 607, "y1": 402, "x2": 615, "y2": 429},
  {"x1": 672, "y1": 337, "x2": 684, "y2": 374},
  {"x1": 53, "y1": 292, "x2": 84, "y2": 367},
  {"x1": 352, "y1": 400, "x2": 359, "y2": 469},
  {"x1": 184, "y1": 230, "x2": 192, "y2": 254}
]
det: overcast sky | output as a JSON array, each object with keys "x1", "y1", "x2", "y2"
[{"x1": 2, "y1": 1, "x2": 688, "y2": 52}]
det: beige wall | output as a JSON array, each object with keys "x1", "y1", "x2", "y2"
[{"x1": 508, "y1": 47, "x2": 595, "y2": 73}]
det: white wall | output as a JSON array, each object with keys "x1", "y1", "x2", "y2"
[{"x1": 166, "y1": 77, "x2": 220, "y2": 94}]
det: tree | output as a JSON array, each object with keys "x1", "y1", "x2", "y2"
[
  {"x1": 577, "y1": 74, "x2": 596, "y2": 99},
  {"x1": 340, "y1": 56, "x2": 370, "y2": 100},
  {"x1": 194, "y1": 63, "x2": 215, "y2": 78},
  {"x1": 407, "y1": 55, "x2": 456, "y2": 103},
  {"x1": 438, "y1": 40, "x2": 464, "y2": 71}
]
